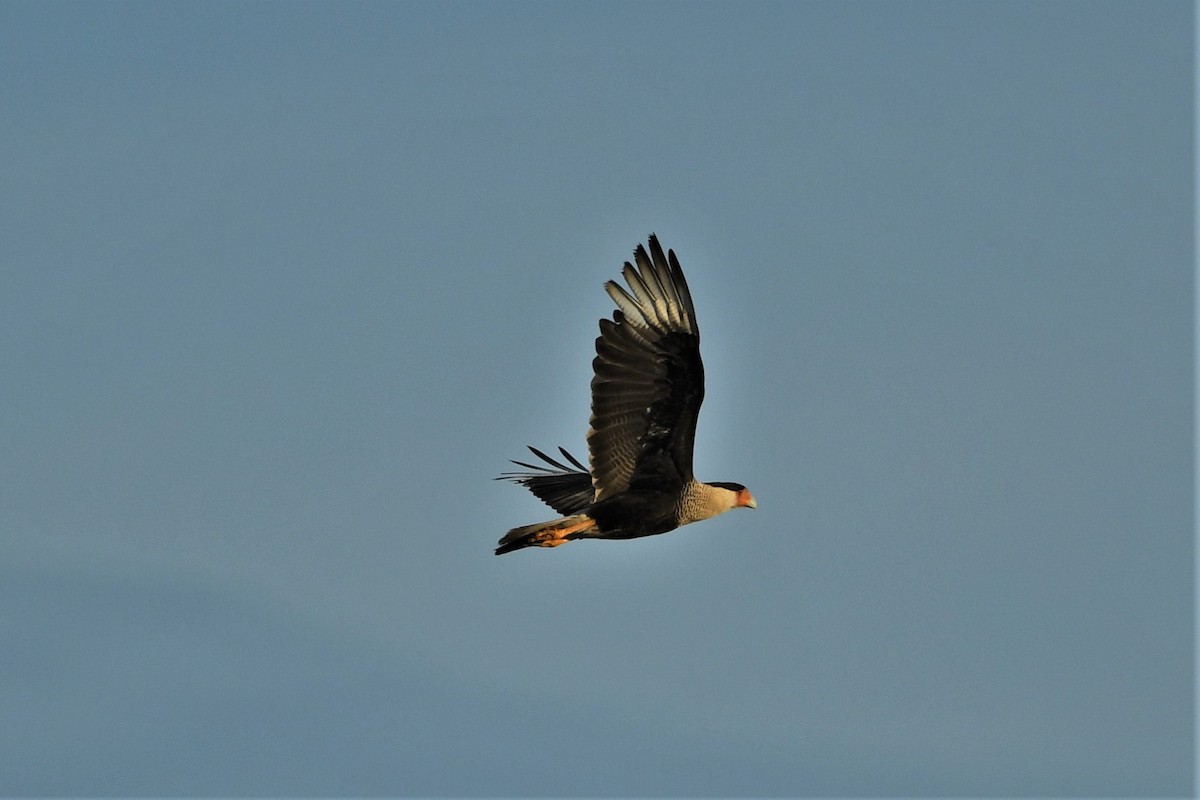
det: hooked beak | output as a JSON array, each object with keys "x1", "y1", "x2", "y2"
[{"x1": 739, "y1": 489, "x2": 757, "y2": 509}]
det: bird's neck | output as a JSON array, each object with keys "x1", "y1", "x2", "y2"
[{"x1": 678, "y1": 481, "x2": 738, "y2": 525}]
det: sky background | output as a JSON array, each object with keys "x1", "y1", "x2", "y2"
[{"x1": 0, "y1": 1, "x2": 1193, "y2": 796}]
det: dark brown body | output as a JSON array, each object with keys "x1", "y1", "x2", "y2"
[{"x1": 587, "y1": 490, "x2": 681, "y2": 540}]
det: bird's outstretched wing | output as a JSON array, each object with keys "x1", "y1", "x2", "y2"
[
  {"x1": 588, "y1": 235, "x2": 704, "y2": 500},
  {"x1": 496, "y1": 446, "x2": 594, "y2": 515}
]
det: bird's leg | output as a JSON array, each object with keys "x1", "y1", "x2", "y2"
[{"x1": 535, "y1": 516, "x2": 596, "y2": 547}]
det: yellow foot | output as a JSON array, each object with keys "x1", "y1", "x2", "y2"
[{"x1": 533, "y1": 516, "x2": 594, "y2": 548}]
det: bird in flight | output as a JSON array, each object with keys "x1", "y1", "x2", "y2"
[{"x1": 495, "y1": 235, "x2": 755, "y2": 555}]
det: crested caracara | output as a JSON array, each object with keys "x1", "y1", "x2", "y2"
[{"x1": 495, "y1": 235, "x2": 755, "y2": 555}]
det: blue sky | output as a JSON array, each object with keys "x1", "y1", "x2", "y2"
[{"x1": 1, "y1": 1, "x2": 1192, "y2": 795}]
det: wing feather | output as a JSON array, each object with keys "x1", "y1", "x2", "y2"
[
  {"x1": 641, "y1": 237, "x2": 677, "y2": 326},
  {"x1": 587, "y1": 235, "x2": 704, "y2": 500},
  {"x1": 667, "y1": 248, "x2": 697, "y2": 333},
  {"x1": 497, "y1": 445, "x2": 594, "y2": 515}
]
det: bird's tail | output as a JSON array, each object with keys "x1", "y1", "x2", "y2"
[{"x1": 495, "y1": 513, "x2": 599, "y2": 555}]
